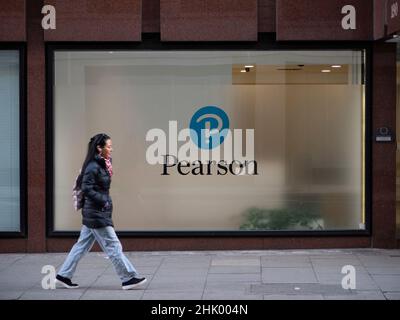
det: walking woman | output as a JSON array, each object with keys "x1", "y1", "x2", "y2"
[{"x1": 56, "y1": 133, "x2": 147, "y2": 290}]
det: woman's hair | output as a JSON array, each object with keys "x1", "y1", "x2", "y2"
[{"x1": 77, "y1": 133, "x2": 111, "y2": 186}]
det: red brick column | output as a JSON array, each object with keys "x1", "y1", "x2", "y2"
[
  {"x1": 372, "y1": 42, "x2": 397, "y2": 248},
  {"x1": 27, "y1": 0, "x2": 46, "y2": 252}
]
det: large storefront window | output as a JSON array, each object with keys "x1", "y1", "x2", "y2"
[
  {"x1": 0, "y1": 50, "x2": 20, "y2": 232},
  {"x1": 52, "y1": 49, "x2": 366, "y2": 233}
]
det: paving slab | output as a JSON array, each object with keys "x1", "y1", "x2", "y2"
[
  {"x1": 251, "y1": 283, "x2": 353, "y2": 296},
  {"x1": 370, "y1": 275, "x2": 400, "y2": 291},
  {"x1": 211, "y1": 257, "x2": 260, "y2": 267},
  {"x1": 208, "y1": 266, "x2": 260, "y2": 274},
  {"x1": 383, "y1": 292, "x2": 400, "y2": 300},
  {"x1": 323, "y1": 291, "x2": 386, "y2": 300},
  {"x1": 262, "y1": 268, "x2": 318, "y2": 284},
  {"x1": 20, "y1": 288, "x2": 85, "y2": 300},
  {"x1": 207, "y1": 273, "x2": 261, "y2": 283},
  {"x1": 316, "y1": 273, "x2": 379, "y2": 290},
  {"x1": 80, "y1": 289, "x2": 144, "y2": 300},
  {"x1": 203, "y1": 293, "x2": 263, "y2": 300},
  {"x1": 261, "y1": 256, "x2": 312, "y2": 268},
  {"x1": 264, "y1": 294, "x2": 324, "y2": 300},
  {"x1": 143, "y1": 291, "x2": 203, "y2": 300},
  {"x1": 366, "y1": 267, "x2": 400, "y2": 275}
]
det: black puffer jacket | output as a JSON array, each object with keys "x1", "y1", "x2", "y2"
[{"x1": 81, "y1": 154, "x2": 113, "y2": 228}]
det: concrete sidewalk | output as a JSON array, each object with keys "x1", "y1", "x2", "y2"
[{"x1": 1, "y1": 249, "x2": 400, "y2": 300}]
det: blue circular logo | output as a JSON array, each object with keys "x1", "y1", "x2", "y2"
[{"x1": 189, "y1": 106, "x2": 230, "y2": 150}]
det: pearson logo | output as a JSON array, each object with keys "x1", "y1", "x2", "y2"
[
  {"x1": 146, "y1": 106, "x2": 258, "y2": 176},
  {"x1": 189, "y1": 106, "x2": 229, "y2": 150}
]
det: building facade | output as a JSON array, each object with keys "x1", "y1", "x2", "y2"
[{"x1": 0, "y1": 0, "x2": 399, "y2": 252}]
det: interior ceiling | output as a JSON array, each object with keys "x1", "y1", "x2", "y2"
[{"x1": 232, "y1": 64, "x2": 350, "y2": 85}]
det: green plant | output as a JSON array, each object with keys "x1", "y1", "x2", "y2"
[{"x1": 239, "y1": 206, "x2": 323, "y2": 231}]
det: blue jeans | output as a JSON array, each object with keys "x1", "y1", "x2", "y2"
[{"x1": 58, "y1": 225, "x2": 139, "y2": 283}]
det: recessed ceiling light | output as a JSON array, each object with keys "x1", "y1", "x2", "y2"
[
  {"x1": 240, "y1": 70, "x2": 247, "y2": 73},
  {"x1": 331, "y1": 65, "x2": 342, "y2": 68},
  {"x1": 321, "y1": 69, "x2": 331, "y2": 73},
  {"x1": 245, "y1": 65, "x2": 254, "y2": 68}
]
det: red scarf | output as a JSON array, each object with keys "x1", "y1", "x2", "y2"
[{"x1": 102, "y1": 156, "x2": 113, "y2": 177}]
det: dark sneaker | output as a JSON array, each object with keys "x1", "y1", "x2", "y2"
[
  {"x1": 56, "y1": 274, "x2": 79, "y2": 289},
  {"x1": 122, "y1": 277, "x2": 147, "y2": 290}
]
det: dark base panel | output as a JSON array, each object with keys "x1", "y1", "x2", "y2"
[
  {"x1": 46, "y1": 237, "x2": 371, "y2": 253},
  {"x1": 0, "y1": 239, "x2": 27, "y2": 253}
]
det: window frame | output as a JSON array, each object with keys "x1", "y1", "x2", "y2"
[
  {"x1": 46, "y1": 34, "x2": 372, "y2": 238},
  {"x1": 0, "y1": 43, "x2": 27, "y2": 238}
]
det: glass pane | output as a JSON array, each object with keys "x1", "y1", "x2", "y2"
[
  {"x1": 54, "y1": 50, "x2": 365, "y2": 232},
  {"x1": 0, "y1": 51, "x2": 20, "y2": 232}
]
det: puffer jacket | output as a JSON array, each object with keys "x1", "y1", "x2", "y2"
[{"x1": 81, "y1": 154, "x2": 113, "y2": 228}]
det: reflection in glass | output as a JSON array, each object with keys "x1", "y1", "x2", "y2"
[{"x1": 0, "y1": 51, "x2": 20, "y2": 232}]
